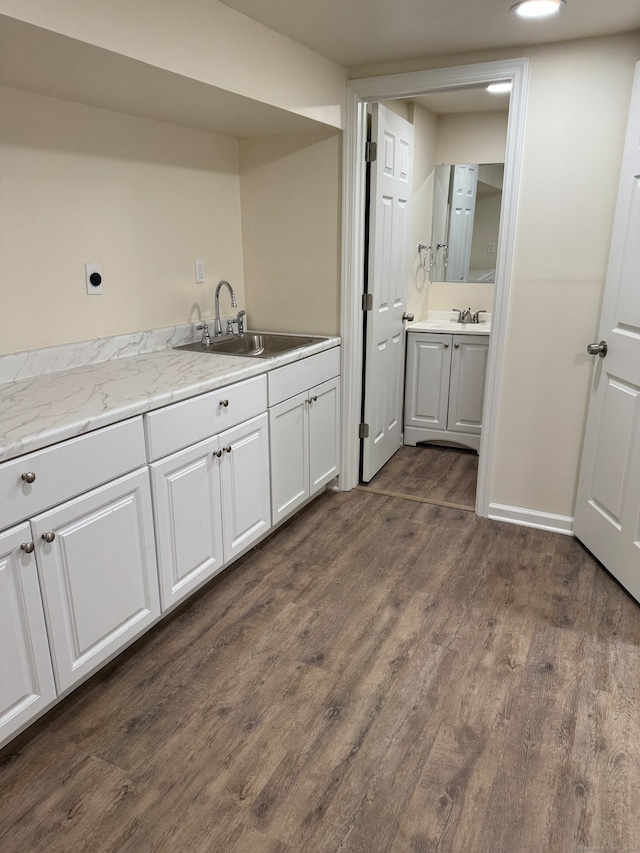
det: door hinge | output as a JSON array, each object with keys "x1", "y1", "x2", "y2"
[
  {"x1": 359, "y1": 423, "x2": 370, "y2": 439},
  {"x1": 362, "y1": 293, "x2": 373, "y2": 311},
  {"x1": 365, "y1": 141, "x2": 377, "y2": 162}
]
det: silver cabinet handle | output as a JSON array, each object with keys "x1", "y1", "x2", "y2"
[
  {"x1": 443, "y1": 342, "x2": 449, "y2": 349},
  {"x1": 41, "y1": 531, "x2": 56, "y2": 543},
  {"x1": 21, "y1": 472, "x2": 36, "y2": 484},
  {"x1": 220, "y1": 399, "x2": 229, "y2": 407},
  {"x1": 214, "y1": 450, "x2": 223, "y2": 458},
  {"x1": 20, "y1": 542, "x2": 35, "y2": 554},
  {"x1": 454, "y1": 342, "x2": 460, "y2": 348},
  {"x1": 587, "y1": 341, "x2": 608, "y2": 357},
  {"x1": 224, "y1": 445, "x2": 232, "y2": 453}
]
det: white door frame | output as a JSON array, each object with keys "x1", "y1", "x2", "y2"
[{"x1": 339, "y1": 58, "x2": 530, "y2": 517}]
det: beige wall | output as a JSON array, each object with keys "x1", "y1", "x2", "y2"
[
  {"x1": 239, "y1": 133, "x2": 342, "y2": 336},
  {"x1": 350, "y1": 32, "x2": 640, "y2": 518},
  {"x1": 406, "y1": 102, "x2": 438, "y2": 320},
  {"x1": 408, "y1": 109, "x2": 505, "y2": 318},
  {"x1": 435, "y1": 111, "x2": 508, "y2": 165},
  {"x1": 0, "y1": 86, "x2": 245, "y2": 354},
  {"x1": 0, "y1": 0, "x2": 347, "y2": 128}
]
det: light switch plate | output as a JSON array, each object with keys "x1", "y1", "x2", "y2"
[{"x1": 195, "y1": 258, "x2": 206, "y2": 283}]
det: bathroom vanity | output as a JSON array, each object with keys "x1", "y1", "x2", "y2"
[{"x1": 404, "y1": 315, "x2": 490, "y2": 452}]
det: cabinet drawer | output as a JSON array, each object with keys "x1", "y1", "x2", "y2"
[
  {"x1": 268, "y1": 347, "x2": 340, "y2": 407},
  {"x1": 144, "y1": 375, "x2": 267, "y2": 461},
  {"x1": 0, "y1": 418, "x2": 146, "y2": 529}
]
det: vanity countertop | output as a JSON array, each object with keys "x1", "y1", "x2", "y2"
[
  {"x1": 0, "y1": 335, "x2": 340, "y2": 463},
  {"x1": 409, "y1": 311, "x2": 491, "y2": 336}
]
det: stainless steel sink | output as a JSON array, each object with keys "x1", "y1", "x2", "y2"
[{"x1": 175, "y1": 332, "x2": 328, "y2": 359}]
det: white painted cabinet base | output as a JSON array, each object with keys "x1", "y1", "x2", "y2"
[
  {"x1": 33, "y1": 468, "x2": 160, "y2": 694},
  {"x1": 270, "y1": 376, "x2": 341, "y2": 525},
  {"x1": 0, "y1": 523, "x2": 57, "y2": 749},
  {"x1": 404, "y1": 332, "x2": 488, "y2": 452}
]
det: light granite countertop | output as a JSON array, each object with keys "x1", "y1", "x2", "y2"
[
  {"x1": 0, "y1": 335, "x2": 340, "y2": 464},
  {"x1": 408, "y1": 311, "x2": 491, "y2": 336}
]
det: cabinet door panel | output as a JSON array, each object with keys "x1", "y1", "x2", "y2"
[
  {"x1": 309, "y1": 377, "x2": 341, "y2": 494},
  {"x1": 220, "y1": 413, "x2": 271, "y2": 561},
  {"x1": 269, "y1": 391, "x2": 309, "y2": 524},
  {"x1": 150, "y1": 437, "x2": 224, "y2": 612},
  {"x1": 448, "y1": 336, "x2": 489, "y2": 435},
  {"x1": 33, "y1": 469, "x2": 160, "y2": 694},
  {"x1": 0, "y1": 524, "x2": 56, "y2": 749},
  {"x1": 404, "y1": 334, "x2": 452, "y2": 430}
]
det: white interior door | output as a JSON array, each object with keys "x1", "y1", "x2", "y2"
[
  {"x1": 574, "y1": 62, "x2": 640, "y2": 601},
  {"x1": 362, "y1": 103, "x2": 414, "y2": 482},
  {"x1": 446, "y1": 164, "x2": 478, "y2": 282}
]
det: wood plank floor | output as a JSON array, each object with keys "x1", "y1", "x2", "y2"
[
  {"x1": 2, "y1": 488, "x2": 640, "y2": 852},
  {"x1": 363, "y1": 445, "x2": 478, "y2": 509}
]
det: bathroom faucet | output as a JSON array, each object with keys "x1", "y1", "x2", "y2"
[
  {"x1": 214, "y1": 280, "x2": 237, "y2": 337},
  {"x1": 453, "y1": 307, "x2": 472, "y2": 324}
]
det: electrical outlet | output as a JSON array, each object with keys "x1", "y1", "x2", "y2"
[
  {"x1": 85, "y1": 263, "x2": 103, "y2": 295},
  {"x1": 195, "y1": 258, "x2": 206, "y2": 283},
  {"x1": 487, "y1": 242, "x2": 496, "y2": 254}
]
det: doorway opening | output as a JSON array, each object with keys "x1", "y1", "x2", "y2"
[{"x1": 340, "y1": 58, "x2": 530, "y2": 520}]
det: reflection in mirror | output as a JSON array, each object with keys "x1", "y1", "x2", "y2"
[{"x1": 430, "y1": 163, "x2": 503, "y2": 283}]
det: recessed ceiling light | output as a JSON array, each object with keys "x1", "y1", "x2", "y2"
[
  {"x1": 487, "y1": 82, "x2": 512, "y2": 94},
  {"x1": 511, "y1": 0, "x2": 566, "y2": 19}
]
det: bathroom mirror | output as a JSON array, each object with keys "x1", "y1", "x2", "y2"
[{"x1": 430, "y1": 162, "x2": 504, "y2": 283}]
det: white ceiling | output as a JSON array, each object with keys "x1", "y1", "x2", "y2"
[
  {"x1": 413, "y1": 85, "x2": 510, "y2": 115},
  {"x1": 219, "y1": 0, "x2": 640, "y2": 68}
]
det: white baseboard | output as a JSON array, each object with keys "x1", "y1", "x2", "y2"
[{"x1": 488, "y1": 503, "x2": 574, "y2": 536}]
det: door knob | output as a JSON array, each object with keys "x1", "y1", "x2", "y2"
[
  {"x1": 402, "y1": 313, "x2": 415, "y2": 322},
  {"x1": 587, "y1": 340, "x2": 608, "y2": 357}
]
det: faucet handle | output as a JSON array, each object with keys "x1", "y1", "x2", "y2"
[
  {"x1": 196, "y1": 322, "x2": 211, "y2": 346},
  {"x1": 236, "y1": 310, "x2": 247, "y2": 334},
  {"x1": 453, "y1": 308, "x2": 466, "y2": 323},
  {"x1": 471, "y1": 310, "x2": 487, "y2": 324}
]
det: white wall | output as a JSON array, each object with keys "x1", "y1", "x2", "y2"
[
  {"x1": 239, "y1": 133, "x2": 342, "y2": 335},
  {"x1": 0, "y1": 86, "x2": 245, "y2": 355},
  {"x1": 350, "y1": 32, "x2": 640, "y2": 519},
  {"x1": 0, "y1": 0, "x2": 347, "y2": 128}
]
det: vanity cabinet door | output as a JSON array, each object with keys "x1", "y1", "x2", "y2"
[
  {"x1": 0, "y1": 523, "x2": 57, "y2": 749},
  {"x1": 32, "y1": 468, "x2": 160, "y2": 694},
  {"x1": 309, "y1": 376, "x2": 341, "y2": 495},
  {"x1": 219, "y1": 413, "x2": 271, "y2": 562},
  {"x1": 404, "y1": 333, "x2": 452, "y2": 431},
  {"x1": 150, "y1": 436, "x2": 225, "y2": 612},
  {"x1": 270, "y1": 391, "x2": 310, "y2": 525},
  {"x1": 448, "y1": 335, "x2": 489, "y2": 435}
]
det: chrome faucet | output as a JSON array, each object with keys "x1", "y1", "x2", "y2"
[
  {"x1": 453, "y1": 307, "x2": 472, "y2": 324},
  {"x1": 214, "y1": 280, "x2": 237, "y2": 337}
]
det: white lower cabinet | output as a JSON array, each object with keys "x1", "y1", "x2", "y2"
[
  {"x1": 0, "y1": 523, "x2": 57, "y2": 749},
  {"x1": 404, "y1": 332, "x2": 489, "y2": 452},
  {"x1": 270, "y1": 375, "x2": 341, "y2": 525},
  {"x1": 150, "y1": 412, "x2": 271, "y2": 611},
  {"x1": 32, "y1": 468, "x2": 160, "y2": 694}
]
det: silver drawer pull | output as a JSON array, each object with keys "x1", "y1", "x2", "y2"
[
  {"x1": 443, "y1": 342, "x2": 449, "y2": 349},
  {"x1": 21, "y1": 472, "x2": 36, "y2": 484},
  {"x1": 224, "y1": 445, "x2": 232, "y2": 453},
  {"x1": 454, "y1": 342, "x2": 460, "y2": 348},
  {"x1": 220, "y1": 399, "x2": 229, "y2": 407},
  {"x1": 20, "y1": 542, "x2": 35, "y2": 554},
  {"x1": 214, "y1": 450, "x2": 223, "y2": 458},
  {"x1": 41, "y1": 531, "x2": 56, "y2": 543}
]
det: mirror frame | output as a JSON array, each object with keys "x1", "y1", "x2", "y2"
[{"x1": 340, "y1": 58, "x2": 530, "y2": 519}]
